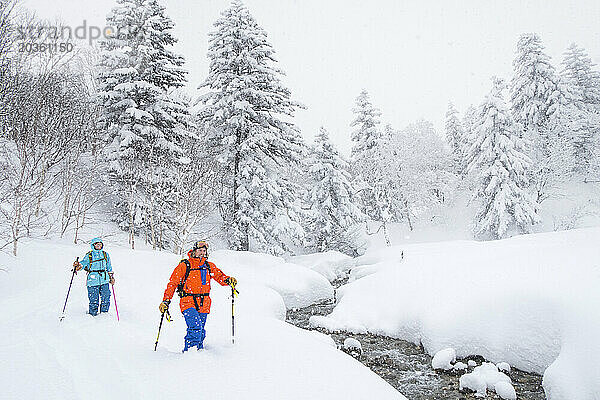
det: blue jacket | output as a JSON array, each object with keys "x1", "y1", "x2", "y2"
[{"x1": 80, "y1": 238, "x2": 112, "y2": 287}]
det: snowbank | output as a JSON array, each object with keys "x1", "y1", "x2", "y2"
[
  {"x1": 212, "y1": 250, "x2": 334, "y2": 309},
  {"x1": 431, "y1": 347, "x2": 456, "y2": 370},
  {"x1": 289, "y1": 250, "x2": 352, "y2": 282},
  {"x1": 310, "y1": 228, "x2": 600, "y2": 400},
  {"x1": 0, "y1": 240, "x2": 404, "y2": 400}
]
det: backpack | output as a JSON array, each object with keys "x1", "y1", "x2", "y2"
[
  {"x1": 176, "y1": 259, "x2": 211, "y2": 298},
  {"x1": 85, "y1": 251, "x2": 107, "y2": 272},
  {"x1": 85, "y1": 251, "x2": 108, "y2": 279}
]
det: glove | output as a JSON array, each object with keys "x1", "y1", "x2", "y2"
[
  {"x1": 73, "y1": 261, "x2": 82, "y2": 271},
  {"x1": 109, "y1": 272, "x2": 115, "y2": 285},
  {"x1": 225, "y1": 277, "x2": 237, "y2": 287},
  {"x1": 159, "y1": 300, "x2": 170, "y2": 314}
]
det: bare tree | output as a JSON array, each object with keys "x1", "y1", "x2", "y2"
[
  {"x1": 0, "y1": 14, "x2": 100, "y2": 254},
  {"x1": 57, "y1": 48, "x2": 106, "y2": 243},
  {"x1": 170, "y1": 127, "x2": 220, "y2": 254}
]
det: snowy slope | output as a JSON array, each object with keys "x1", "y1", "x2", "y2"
[
  {"x1": 0, "y1": 241, "x2": 405, "y2": 400},
  {"x1": 310, "y1": 227, "x2": 600, "y2": 400},
  {"x1": 359, "y1": 182, "x2": 600, "y2": 252}
]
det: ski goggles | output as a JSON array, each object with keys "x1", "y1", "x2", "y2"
[{"x1": 193, "y1": 240, "x2": 209, "y2": 250}]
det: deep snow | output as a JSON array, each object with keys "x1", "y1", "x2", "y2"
[
  {"x1": 0, "y1": 240, "x2": 404, "y2": 400},
  {"x1": 2, "y1": 226, "x2": 599, "y2": 399},
  {"x1": 309, "y1": 227, "x2": 600, "y2": 400}
]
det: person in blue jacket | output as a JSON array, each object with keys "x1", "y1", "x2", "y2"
[{"x1": 73, "y1": 237, "x2": 115, "y2": 316}]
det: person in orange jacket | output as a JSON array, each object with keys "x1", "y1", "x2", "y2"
[{"x1": 159, "y1": 240, "x2": 237, "y2": 352}]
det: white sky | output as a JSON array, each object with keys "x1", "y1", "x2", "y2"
[{"x1": 22, "y1": 0, "x2": 600, "y2": 156}]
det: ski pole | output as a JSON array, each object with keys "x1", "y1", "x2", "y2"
[
  {"x1": 154, "y1": 309, "x2": 171, "y2": 351},
  {"x1": 111, "y1": 284, "x2": 119, "y2": 321},
  {"x1": 60, "y1": 257, "x2": 78, "y2": 321},
  {"x1": 231, "y1": 285, "x2": 239, "y2": 344}
]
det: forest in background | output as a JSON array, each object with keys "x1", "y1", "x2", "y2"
[{"x1": 1, "y1": 0, "x2": 599, "y2": 257}]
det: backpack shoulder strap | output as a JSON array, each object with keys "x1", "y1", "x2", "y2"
[
  {"x1": 181, "y1": 259, "x2": 191, "y2": 283},
  {"x1": 177, "y1": 259, "x2": 192, "y2": 295}
]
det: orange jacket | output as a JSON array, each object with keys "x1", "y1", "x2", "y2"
[{"x1": 163, "y1": 250, "x2": 230, "y2": 313}]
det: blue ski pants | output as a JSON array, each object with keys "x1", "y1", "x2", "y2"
[
  {"x1": 182, "y1": 307, "x2": 208, "y2": 351},
  {"x1": 87, "y1": 283, "x2": 111, "y2": 316}
]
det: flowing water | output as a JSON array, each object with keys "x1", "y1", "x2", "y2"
[{"x1": 286, "y1": 294, "x2": 546, "y2": 400}]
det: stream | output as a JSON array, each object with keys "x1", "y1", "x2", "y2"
[{"x1": 286, "y1": 279, "x2": 547, "y2": 400}]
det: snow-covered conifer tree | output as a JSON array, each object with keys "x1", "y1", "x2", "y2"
[
  {"x1": 350, "y1": 89, "x2": 381, "y2": 158},
  {"x1": 561, "y1": 43, "x2": 600, "y2": 107},
  {"x1": 461, "y1": 105, "x2": 478, "y2": 172},
  {"x1": 97, "y1": 0, "x2": 188, "y2": 249},
  {"x1": 348, "y1": 89, "x2": 384, "y2": 224},
  {"x1": 561, "y1": 43, "x2": 600, "y2": 174},
  {"x1": 198, "y1": 0, "x2": 305, "y2": 254},
  {"x1": 469, "y1": 77, "x2": 539, "y2": 239},
  {"x1": 510, "y1": 33, "x2": 557, "y2": 136},
  {"x1": 382, "y1": 123, "x2": 394, "y2": 141},
  {"x1": 306, "y1": 127, "x2": 364, "y2": 254},
  {"x1": 534, "y1": 75, "x2": 581, "y2": 199},
  {"x1": 510, "y1": 33, "x2": 581, "y2": 200},
  {"x1": 445, "y1": 102, "x2": 465, "y2": 173}
]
